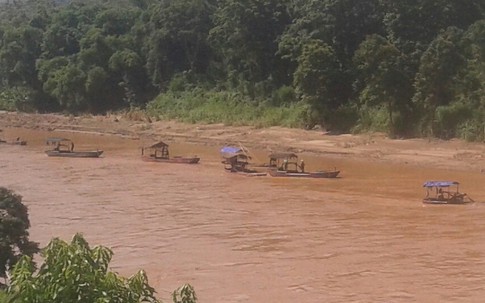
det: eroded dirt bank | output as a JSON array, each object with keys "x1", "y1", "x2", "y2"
[{"x1": 1, "y1": 111, "x2": 484, "y2": 173}]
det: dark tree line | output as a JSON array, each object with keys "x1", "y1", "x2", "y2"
[{"x1": 0, "y1": 0, "x2": 483, "y2": 140}]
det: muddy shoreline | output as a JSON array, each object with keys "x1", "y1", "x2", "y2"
[{"x1": 1, "y1": 111, "x2": 484, "y2": 173}]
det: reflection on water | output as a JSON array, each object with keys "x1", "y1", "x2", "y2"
[{"x1": 2, "y1": 129, "x2": 485, "y2": 303}]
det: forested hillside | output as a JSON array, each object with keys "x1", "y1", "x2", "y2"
[{"x1": 0, "y1": 0, "x2": 483, "y2": 140}]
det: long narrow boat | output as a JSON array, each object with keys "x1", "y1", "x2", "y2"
[
  {"x1": 141, "y1": 141, "x2": 200, "y2": 164},
  {"x1": 45, "y1": 150, "x2": 103, "y2": 158},
  {"x1": 142, "y1": 155, "x2": 200, "y2": 164},
  {"x1": 267, "y1": 152, "x2": 340, "y2": 178},
  {"x1": 0, "y1": 139, "x2": 27, "y2": 145},
  {"x1": 268, "y1": 169, "x2": 339, "y2": 178},
  {"x1": 45, "y1": 137, "x2": 103, "y2": 158}
]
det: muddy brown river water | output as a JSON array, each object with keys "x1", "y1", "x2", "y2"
[{"x1": 2, "y1": 128, "x2": 485, "y2": 303}]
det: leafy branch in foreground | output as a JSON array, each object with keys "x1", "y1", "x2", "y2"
[
  {"x1": 8, "y1": 233, "x2": 197, "y2": 303},
  {"x1": 0, "y1": 187, "x2": 39, "y2": 288}
]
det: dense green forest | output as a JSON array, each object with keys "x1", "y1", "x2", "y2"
[{"x1": 0, "y1": 0, "x2": 483, "y2": 140}]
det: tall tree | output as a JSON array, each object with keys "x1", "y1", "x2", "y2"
[
  {"x1": 0, "y1": 187, "x2": 39, "y2": 286},
  {"x1": 293, "y1": 39, "x2": 340, "y2": 128},
  {"x1": 209, "y1": 0, "x2": 291, "y2": 96},
  {"x1": 279, "y1": 0, "x2": 384, "y2": 118},
  {"x1": 146, "y1": 0, "x2": 215, "y2": 88},
  {"x1": 413, "y1": 27, "x2": 465, "y2": 136},
  {"x1": 354, "y1": 34, "x2": 413, "y2": 135}
]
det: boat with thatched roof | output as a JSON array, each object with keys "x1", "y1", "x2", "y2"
[{"x1": 142, "y1": 141, "x2": 200, "y2": 164}]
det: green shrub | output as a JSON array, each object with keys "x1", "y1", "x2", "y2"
[
  {"x1": 146, "y1": 89, "x2": 307, "y2": 128},
  {"x1": 353, "y1": 105, "x2": 389, "y2": 133},
  {"x1": 0, "y1": 188, "x2": 39, "y2": 286},
  {"x1": 0, "y1": 87, "x2": 37, "y2": 112},
  {"x1": 8, "y1": 234, "x2": 198, "y2": 303},
  {"x1": 270, "y1": 85, "x2": 296, "y2": 106},
  {"x1": 434, "y1": 102, "x2": 473, "y2": 139},
  {"x1": 325, "y1": 104, "x2": 359, "y2": 133}
]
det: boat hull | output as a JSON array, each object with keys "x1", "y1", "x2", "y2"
[
  {"x1": 422, "y1": 198, "x2": 471, "y2": 205},
  {"x1": 45, "y1": 150, "x2": 103, "y2": 158},
  {"x1": 268, "y1": 169, "x2": 340, "y2": 178},
  {"x1": 142, "y1": 156, "x2": 200, "y2": 164},
  {"x1": 0, "y1": 140, "x2": 27, "y2": 145},
  {"x1": 224, "y1": 167, "x2": 267, "y2": 177}
]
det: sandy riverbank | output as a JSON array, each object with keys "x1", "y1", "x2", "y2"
[{"x1": 1, "y1": 111, "x2": 484, "y2": 173}]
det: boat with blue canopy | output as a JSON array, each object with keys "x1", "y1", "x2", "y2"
[
  {"x1": 423, "y1": 181, "x2": 474, "y2": 204},
  {"x1": 220, "y1": 146, "x2": 266, "y2": 176}
]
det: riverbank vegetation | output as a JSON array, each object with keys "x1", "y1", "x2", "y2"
[
  {"x1": 0, "y1": 0, "x2": 483, "y2": 141},
  {"x1": 0, "y1": 188, "x2": 39, "y2": 287}
]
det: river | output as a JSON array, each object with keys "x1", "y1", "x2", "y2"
[{"x1": 2, "y1": 128, "x2": 485, "y2": 303}]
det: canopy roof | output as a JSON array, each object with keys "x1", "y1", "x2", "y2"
[
  {"x1": 269, "y1": 152, "x2": 298, "y2": 159},
  {"x1": 423, "y1": 181, "x2": 459, "y2": 188},
  {"x1": 220, "y1": 146, "x2": 242, "y2": 154},
  {"x1": 224, "y1": 153, "x2": 249, "y2": 160},
  {"x1": 220, "y1": 146, "x2": 250, "y2": 159},
  {"x1": 146, "y1": 141, "x2": 168, "y2": 149},
  {"x1": 46, "y1": 137, "x2": 72, "y2": 143}
]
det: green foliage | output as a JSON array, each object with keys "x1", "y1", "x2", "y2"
[
  {"x1": 413, "y1": 27, "x2": 466, "y2": 136},
  {"x1": 0, "y1": 0, "x2": 484, "y2": 140},
  {"x1": 325, "y1": 104, "x2": 359, "y2": 133},
  {"x1": 172, "y1": 284, "x2": 197, "y2": 303},
  {"x1": 434, "y1": 102, "x2": 476, "y2": 140},
  {"x1": 270, "y1": 85, "x2": 296, "y2": 106},
  {"x1": 8, "y1": 233, "x2": 161, "y2": 303},
  {"x1": 354, "y1": 34, "x2": 413, "y2": 136},
  {"x1": 352, "y1": 105, "x2": 389, "y2": 134},
  {"x1": 209, "y1": 0, "x2": 291, "y2": 95},
  {"x1": 0, "y1": 188, "x2": 39, "y2": 286},
  {"x1": 145, "y1": 0, "x2": 214, "y2": 87},
  {"x1": 147, "y1": 89, "x2": 306, "y2": 128},
  {"x1": 293, "y1": 39, "x2": 341, "y2": 128},
  {"x1": 0, "y1": 290, "x2": 15, "y2": 302}
]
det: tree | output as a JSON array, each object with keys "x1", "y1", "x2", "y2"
[
  {"x1": 413, "y1": 27, "x2": 465, "y2": 137},
  {"x1": 354, "y1": 34, "x2": 413, "y2": 136},
  {"x1": 452, "y1": 20, "x2": 485, "y2": 141},
  {"x1": 209, "y1": 0, "x2": 291, "y2": 96},
  {"x1": 0, "y1": 187, "x2": 39, "y2": 287},
  {"x1": 8, "y1": 234, "x2": 162, "y2": 303},
  {"x1": 145, "y1": 0, "x2": 215, "y2": 88},
  {"x1": 293, "y1": 39, "x2": 341, "y2": 128}
]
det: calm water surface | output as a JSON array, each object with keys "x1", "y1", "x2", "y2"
[{"x1": 2, "y1": 128, "x2": 485, "y2": 303}]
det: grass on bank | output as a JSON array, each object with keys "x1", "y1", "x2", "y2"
[{"x1": 145, "y1": 89, "x2": 308, "y2": 128}]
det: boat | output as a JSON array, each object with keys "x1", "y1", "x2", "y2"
[
  {"x1": 268, "y1": 169, "x2": 340, "y2": 178},
  {"x1": 141, "y1": 141, "x2": 200, "y2": 164},
  {"x1": 0, "y1": 138, "x2": 27, "y2": 145},
  {"x1": 45, "y1": 138, "x2": 103, "y2": 158},
  {"x1": 267, "y1": 152, "x2": 340, "y2": 178},
  {"x1": 220, "y1": 146, "x2": 267, "y2": 176},
  {"x1": 422, "y1": 181, "x2": 474, "y2": 204}
]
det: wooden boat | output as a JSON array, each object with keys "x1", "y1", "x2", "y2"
[
  {"x1": 423, "y1": 181, "x2": 474, "y2": 204},
  {"x1": 45, "y1": 138, "x2": 103, "y2": 158},
  {"x1": 220, "y1": 146, "x2": 267, "y2": 176},
  {"x1": 267, "y1": 152, "x2": 340, "y2": 178},
  {"x1": 141, "y1": 141, "x2": 200, "y2": 164},
  {"x1": 268, "y1": 169, "x2": 339, "y2": 178},
  {"x1": 0, "y1": 138, "x2": 27, "y2": 145}
]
